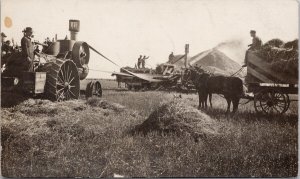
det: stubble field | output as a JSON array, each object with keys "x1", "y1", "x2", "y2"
[{"x1": 1, "y1": 80, "x2": 298, "y2": 177}]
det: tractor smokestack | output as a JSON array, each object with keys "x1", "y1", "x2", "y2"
[{"x1": 69, "y1": 19, "x2": 80, "y2": 40}]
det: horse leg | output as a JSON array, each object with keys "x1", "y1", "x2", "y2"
[
  {"x1": 203, "y1": 94, "x2": 207, "y2": 109},
  {"x1": 209, "y1": 93, "x2": 212, "y2": 108},
  {"x1": 198, "y1": 91, "x2": 201, "y2": 109},
  {"x1": 225, "y1": 97, "x2": 231, "y2": 114},
  {"x1": 232, "y1": 97, "x2": 240, "y2": 114}
]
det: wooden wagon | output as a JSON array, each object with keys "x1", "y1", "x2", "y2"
[{"x1": 245, "y1": 51, "x2": 298, "y2": 115}]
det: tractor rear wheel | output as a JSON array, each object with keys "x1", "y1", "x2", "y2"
[{"x1": 45, "y1": 59, "x2": 80, "y2": 101}]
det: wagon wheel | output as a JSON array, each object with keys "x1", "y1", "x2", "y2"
[
  {"x1": 254, "y1": 92, "x2": 264, "y2": 114},
  {"x1": 283, "y1": 93, "x2": 290, "y2": 113},
  {"x1": 85, "y1": 81, "x2": 102, "y2": 99},
  {"x1": 254, "y1": 89, "x2": 287, "y2": 115},
  {"x1": 45, "y1": 59, "x2": 80, "y2": 101}
]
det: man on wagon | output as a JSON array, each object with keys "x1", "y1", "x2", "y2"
[{"x1": 242, "y1": 30, "x2": 262, "y2": 67}]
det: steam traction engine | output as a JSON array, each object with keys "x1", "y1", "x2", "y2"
[{"x1": 1, "y1": 20, "x2": 102, "y2": 101}]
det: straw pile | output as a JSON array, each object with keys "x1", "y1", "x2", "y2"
[{"x1": 134, "y1": 100, "x2": 219, "y2": 141}]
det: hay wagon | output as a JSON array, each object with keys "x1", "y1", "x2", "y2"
[{"x1": 245, "y1": 51, "x2": 298, "y2": 115}]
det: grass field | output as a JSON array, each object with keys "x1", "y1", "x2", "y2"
[{"x1": 1, "y1": 84, "x2": 298, "y2": 177}]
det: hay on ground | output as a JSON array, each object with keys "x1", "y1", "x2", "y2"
[
  {"x1": 134, "y1": 100, "x2": 219, "y2": 141},
  {"x1": 86, "y1": 97, "x2": 125, "y2": 112}
]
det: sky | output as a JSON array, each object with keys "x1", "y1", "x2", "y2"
[{"x1": 1, "y1": 0, "x2": 298, "y2": 78}]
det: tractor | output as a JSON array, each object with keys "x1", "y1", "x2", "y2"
[{"x1": 1, "y1": 20, "x2": 102, "y2": 102}]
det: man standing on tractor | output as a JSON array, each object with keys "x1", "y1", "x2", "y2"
[
  {"x1": 243, "y1": 30, "x2": 262, "y2": 67},
  {"x1": 21, "y1": 27, "x2": 34, "y2": 72}
]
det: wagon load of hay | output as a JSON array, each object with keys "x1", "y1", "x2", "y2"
[
  {"x1": 256, "y1": 39, "x2": 298, "y2": 78},
  {"x1": 134, "y1": 100, "x2": 219, "y2": 141}
]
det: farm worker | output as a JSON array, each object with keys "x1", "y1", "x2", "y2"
[
  {"x1": 1, "y1": 32, "x2": 7, "y2": 57},
  {"x1": 137, "y1": 55, "x2": 142, "y2": 68},
  {"x1": 141, "y1": 55, "x2": 149, "y2": 68},
  {"x1": 242, "y1": 30, "x2": 262, "y2": 67},
  {"x1": 2, "y1": 40, "x2": 13, "y2": 55},
  {"x1": 21, "y1": 27, "x2": 35, "y2": 72},
  {"x1": 169, "y1": 52, "x2": 174, "y2": 62},
  {"x1": 34, "y1": 45, "x2": 41, "y2": 58},
  {"x1": 1, "y1": 32, "x2": 8, "y2": 67}
]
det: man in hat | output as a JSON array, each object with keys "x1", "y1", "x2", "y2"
[
  {"x1": 243, "y1": 30, "x2": 262, "y2": 67},
  {"x1": 1, "y1": 32, "x2": 6, "y2": 44},
  {"x1": 21, "y1": 27, "x2": 34, "y2": 71},
  {"x1": 2, "y1": 40, "x2": 13, "y2": 54}
]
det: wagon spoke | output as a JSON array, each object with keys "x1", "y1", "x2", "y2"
[{"x1": 66, "y1": 64, "x2": 70, "y2": 81}]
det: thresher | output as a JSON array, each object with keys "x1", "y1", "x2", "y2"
[{"x1": 1, "y1": 20, "x2": 102, "y2": 101}]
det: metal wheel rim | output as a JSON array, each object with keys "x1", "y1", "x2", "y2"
[
  {"x1": 56, "y1": 61, "x2": 79, "y2": 101},
  {"x1": 254, "y1": 92, "x2": 263, "y2": 114},
  {"x1": 258, "y1": 89, "x2": 287, "y2": 115},
  {"x1": 283, "y1": 93, "x2": 290, "y2": 113}
]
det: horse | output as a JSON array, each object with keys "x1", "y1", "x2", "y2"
[
  {"x1": 186, "y1": 67, "x2": 243, "y2": 114},
  {"x1": 183, "y1": 68, "x2": 212, "y2": 109}
]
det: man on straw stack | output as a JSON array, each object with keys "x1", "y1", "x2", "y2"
[{"x1": 243, "y1": 30, "x2": 262, "y2": 67}]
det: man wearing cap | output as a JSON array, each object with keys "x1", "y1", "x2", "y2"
[
  {"x1": 243, "y1": 30, "x2": 262, "y2": 67},
  {"x1": 21, "y1": 27, "x2": 34, "y2": 71}
]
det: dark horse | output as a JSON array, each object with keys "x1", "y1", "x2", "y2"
[
  {"x1": 185, "y1": 67, "x2": 243, "y2": 114},
  {"x1": 183, "y1": 68, "x2": 212, "y2": 109}
]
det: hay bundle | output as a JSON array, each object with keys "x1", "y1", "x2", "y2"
[
  {"x1": 134, "y1": 100, "x2": 219, "y2": 141},
  {"x1": 283, "y1": 39, "x2": 298, "y2": 49},
  {"x1": 256, "y1": 39, "x2": 298, "y2": 77},
  {"x1": 258, "y1": 39, "x2": 298, "y2": 61},
  {"x1": 271, "y1": 58, "x2": 298, "y2": 78},
  {"x1": 263, "y1": 38, "x2": 284, "y2": 48},
  {"x1": 284, "y1": 58, "x2": 298, "y2": 77}
]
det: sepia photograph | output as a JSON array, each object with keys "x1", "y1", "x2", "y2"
[{"x1": 1, "y1": 0, "x2": 298, "y2": 177}]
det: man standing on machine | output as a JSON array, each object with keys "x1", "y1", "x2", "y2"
[{"x1": 21, "y1": 27, "x2": 34, "y2": 72}]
